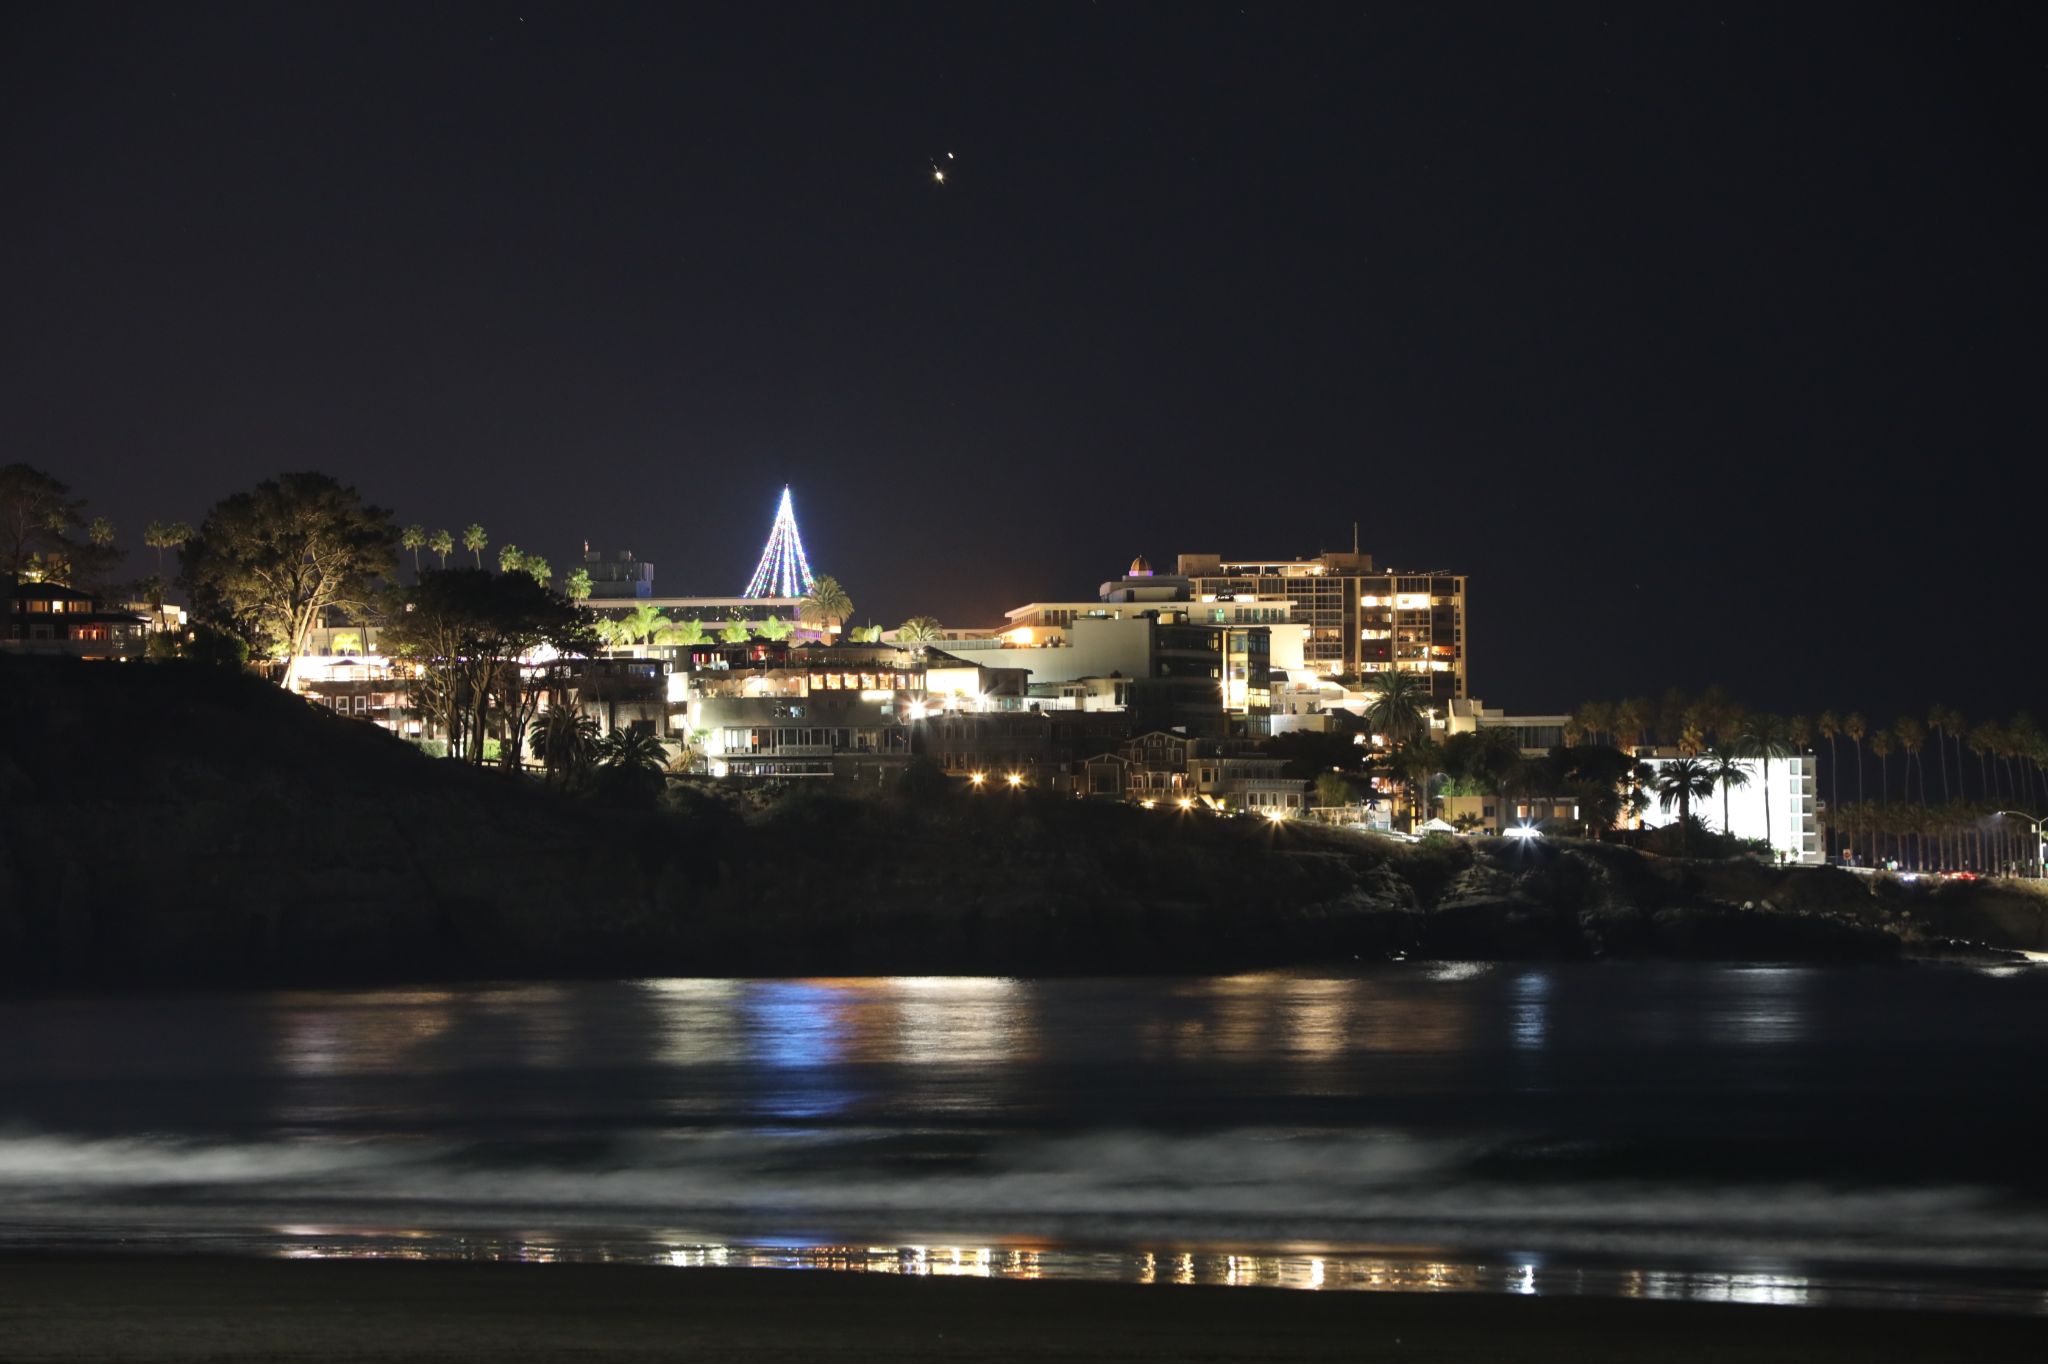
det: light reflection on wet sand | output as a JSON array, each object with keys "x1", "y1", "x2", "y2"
[{"x1": 261, "y1": 1229, "x2": 2043, "y2": 1313}]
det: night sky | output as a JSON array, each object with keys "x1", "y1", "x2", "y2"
[{"x1": 5, "y1": 3, "x2": 2042, "y2": 720}]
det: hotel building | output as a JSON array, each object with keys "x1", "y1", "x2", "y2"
[{"x1": 1175, "y1": 551, "x2": 1468, "y2": 700}]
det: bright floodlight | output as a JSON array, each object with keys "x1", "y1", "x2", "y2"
[
  {"x1": 1005, "y1": 772, "x2": 1023, "y2": 787},
  {"x1": 969, "y1": 772, "x2": 985, "y2": 785},
  {"x1": 1505, "y1": 823, "x2": 1540, "y2": 840},
  {"x1": 1265, "y1": 809, "x2": 1288, "y2": 824},
  {"x1": 741, "y1": 485, "x2": 817, "y2": 599},
  {"x1": 1177, "y1": 797, "x2": 1193, "y2": 811}
]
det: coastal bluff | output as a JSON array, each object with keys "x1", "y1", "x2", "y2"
[{"x1": 2, "y1": 658, "x2": 2040, "y2": 987}]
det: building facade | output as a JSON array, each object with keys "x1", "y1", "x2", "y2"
[
  {"x1": 6, "y1": 583, "x2": 150, "y2": 659},
  {"x1": 1636, "y1": 753, "x2": 1822, "y2": 864},
  {"x1": 1176, "y1": 552, "x2": 1468, "y2": 700}
]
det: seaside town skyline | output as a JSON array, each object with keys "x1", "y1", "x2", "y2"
[{"x1": 8, "y1": 7, "x2": 2042, "y2": 723}]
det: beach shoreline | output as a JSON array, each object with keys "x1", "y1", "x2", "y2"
[{"x1": 0, "y1": 1254, "x2": 2042, "y2": 1362}]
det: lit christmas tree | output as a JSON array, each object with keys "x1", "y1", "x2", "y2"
[{"x1": 742, "y1": 485, "x2": 817, "y2": 598}]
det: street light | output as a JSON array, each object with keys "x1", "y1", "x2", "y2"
[
  {"x1": 1005, "y1": 772, "x2": 1023, "y2": 788},
  {"x1": 1993, "y1": 810, "x2": 2046, "y2": 879},
  {"x1": 969, "y1": 772, "x2": 986, "y2": 788}
]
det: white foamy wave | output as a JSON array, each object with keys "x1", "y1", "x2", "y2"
[{"x1": 3, "y1": 1125, "x2": 2045, "y2": 1275}]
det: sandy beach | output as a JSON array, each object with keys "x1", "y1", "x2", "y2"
[{"x1": 0, "y1": 1256, "x2": 2041, "y2": 1362}]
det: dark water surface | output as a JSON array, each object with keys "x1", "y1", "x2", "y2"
[{"x1": 3, "y1": 965, "x2": 2045, "y2": 1314}]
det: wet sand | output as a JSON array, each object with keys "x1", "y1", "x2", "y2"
[{"x1": 0, "y1": 1256, "x2": 2041, "y2": 1362}]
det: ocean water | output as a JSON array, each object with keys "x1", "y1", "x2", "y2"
[{"x1": 2, "y1": 965, "x2": 2045, "y2": 1314}]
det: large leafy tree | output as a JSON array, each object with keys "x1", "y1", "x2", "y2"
[
  {"x1": 179, "y1": 472, "x2": 398, "y2": 690},
  {"x1": 384, "y1": 568, "x2": 593, "y2": 765},
  {"x1": 1, "y1": 464, "x2": 113, "y2": 590}
]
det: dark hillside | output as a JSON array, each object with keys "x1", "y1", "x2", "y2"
[{"x1": 5, "y1": 659, "x2": 2037, "y2": 988}]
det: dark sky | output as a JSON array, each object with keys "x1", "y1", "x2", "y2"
[{"x1": 5, "y1": 2, "x2": 2042, "y2": 721}]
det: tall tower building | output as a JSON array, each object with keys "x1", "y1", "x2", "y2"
[{"x1": 1175, "y1": 551, "x2": 1468, "y2": 700}]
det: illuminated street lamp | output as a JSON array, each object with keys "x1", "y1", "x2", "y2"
[
  {"x1": 1993, "y1": 811, "x2": 2046, "y2": 878},
  {"x1": 969, "y1": 772, "x2": 986, "y2": 788},
  {"x1": 1005, "y1": 772, "x2": 1023, "y2": 788}
]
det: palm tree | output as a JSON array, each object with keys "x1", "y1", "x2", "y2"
[
  {"x1": 1894, "y1": 716, "x2": 1927, "y2": 807},
  {"x1": 522, "y1": 554, "x2": 552, "y2": 588},
  {"x1": 1844, "y1": 713, "x2": 1868, "y2": 857},
  {"x1": 1928, "y1": 705, "x2": 1955, "y2": 803},
  {"x1": 88, "y1": 516, "x2": 116, "y2": 549},
  {"x1": 1654, "y1": 758, "x2": 1716, "y2": 856},
  {"x1": 143, "y1": 520, "x2": 192, "y2": 575},
  {"x1": 464, "y1": 523, "x2": 488, "y2": 568},
  {"x1": 1967, "y1": 722, "x2": 1998, "y2": 800},
  {"x1": 598, "y1": 728, "x2": 668, "y2": 774},
  {"x1": 898, "y1": 615, "x2": 943, "y2": 649},
  {"x1": 1736, "y1": 715, "x2": 1795, "y2": 852},
  {"x1": 564, "y1": 567, "x2": 593, "y2": 601},
  {"x1": 402, "y1": 524, "x2": 426, "y2": 572},
  {"x1": 429, "y1": 528, "x2": 454, "y2": 569},
  {"x1": 497, "y1": 542, "x2": 524, "y2": 574},
  {"x1": 756, "y1": 614, "x2": 793, "y2": 641},
  {"x1": 530, "y1": 708, "x2": 599, "y2": 786},
  {"x1": 618, "y1": 601, "x2": 671, "y2": 651},
  {"x1": 1705, "y1": 746, "x2": 1750, "y2": 838},
  {"x1": 1615, "y1": 697, "x2": 1650, "y2": 754},
  {"x1": 1572, "y1": 700, "x2": 1611, "y2": 749},
  {"x1": 668, "y1": 617, "x2": 708, "y2": 648},
  {"x1": 1363, "y1": 669, "x2": 1428, "y2": 747},
  {"x1": 1817, "y1": 710, "x2": 1841, "y2": 858},
  {"x1": 799, "y1": 575, "x2": 853, "y2": 634},
  {"x1": 1869, "y1": 728, "x2": 1894, "y2": 807},
  {"x1": 719, "y1": 619, "x2": 752, "y2": 645}
]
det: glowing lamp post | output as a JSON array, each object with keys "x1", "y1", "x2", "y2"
[{"x1": 1993, "y1": 811, "x2": 2046, "y2": 879}]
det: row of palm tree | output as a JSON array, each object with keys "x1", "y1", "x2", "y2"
[
  {"x1": 589, "y1": 601, "x2": 798, "y2": 652},
  {"x1": 1825, "y1": 800, "x2": 2044, "y2": 876},
  {"x1": 527, "y1": 709, "x2": 671, "y2": 788},
  {"x1": 398, "y1": 523, "x2": 491, "y2": 572},
  {"x1": 1575, "y1": 691, "x2": 2047, "y2": 861}
]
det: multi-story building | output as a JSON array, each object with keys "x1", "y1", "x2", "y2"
[{"x1": 1176, "y1": 551, "x2": 1468, "y2": 700}]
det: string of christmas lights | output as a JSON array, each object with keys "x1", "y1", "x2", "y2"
[{"x1": 742, "y1": 485, "x2": 817, "y2": 598}]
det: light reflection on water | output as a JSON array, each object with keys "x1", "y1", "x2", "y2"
[{"x1": 7, "y1": 966, "x2": 2048, "y2": 1317}]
